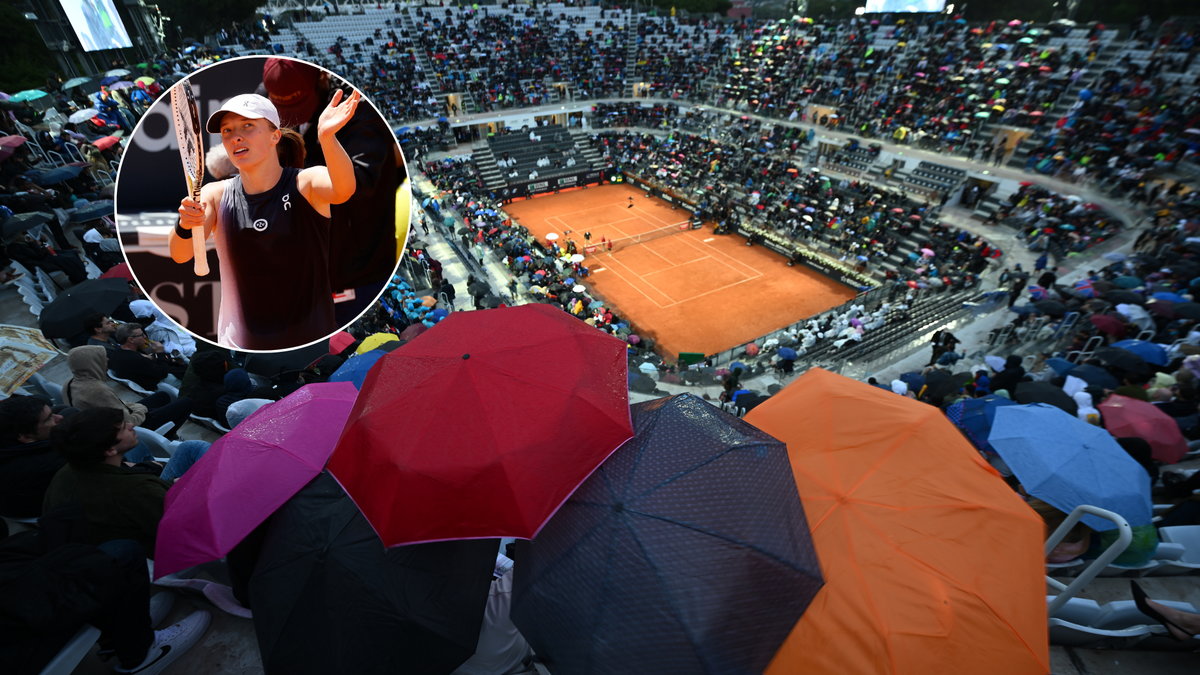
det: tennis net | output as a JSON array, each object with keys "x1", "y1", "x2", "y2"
[{"x1": 584, "y1": 220, "x2": 691, "y2": 255}]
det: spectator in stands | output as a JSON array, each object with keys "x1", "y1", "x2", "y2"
[
  {"x1": 128, "y1": 300, "x2": 196, "y2": 359},
  {"x1": 0, "y1": 530, "x2": 212, "y2": 675},
  {"x1": 42, "y1": 407, "x2": 207, "y2": 556},
  {"x1": 62, "y1": 346, "x2": 193, "y2": 440},
  {"x1": 0, "y1": 396, "x2": 67, "y2": 518},
  {"x1": 5, "y1": 231, "x2": 87, "y2": 285},
  {"x1": 83, "y1": 313, "x2": 120, "y2": 352},
  {"x1": 109, "y1": 324, "x2": 185, "y2": 391}
]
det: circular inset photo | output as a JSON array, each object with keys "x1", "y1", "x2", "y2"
[{"x1": 115, "y1": 56, "x2": 411, "y2": 351}]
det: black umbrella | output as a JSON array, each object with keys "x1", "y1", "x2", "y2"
[
  {"x1": 513, "y1": 394, "x2": 822, "y2": 675},
  {"x1": 1104, "y1": 290, "x2": 1144, "y2": 305},
  {"x1": 1092, "y1": 347, "x2": 1148, "y2": 375},
  {"x1": 481, "y1": 294, "x2": 503, "y2": 309},
  {"x1": 1, "y1": 211, "x2": 52, "y2": 239},
  {"x1": 242, "y1": 340, "x2": 331, "y2": 378},
  {"x1": 1033, "y1": 300, "x2": 1067, "y2": 317},
  {"x1": 38, "y1": 278, "x2": 132, "y2": 338},
  {"x1": 628, "y1": 372, "x2": 657, "y2": 394},
  {"x1": 1066, "y1": 364, "x2": 1119, "y2": 390},
  {"x1": 250, "y1": 472, "x2": 495, "y2": 675},
  {"x1": 467, "y1": 281, "x2": 490, "y2": 297},
  {"x1": 456, "y1": 226, "x2": 471, "y2": 236},
  {"x1": 923, "y1": 371, "x2": 974, "y2": 402},
  {"x1": 1014, "y1": 381, "x2": 1078, "y2": 416},
  {"x1": 1173, "y1": 302, "x2": 1200, "y2": 321}
]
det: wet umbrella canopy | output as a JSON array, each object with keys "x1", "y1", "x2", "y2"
[
  {"x1": 247, "y1": 472, "x2": 496, "y2": 674},
  {"x1": 38, "y1": 278, "x2": 132, "y2": 338},
  {"x1": 513, "y1": 394, "x2": 821, "y2": 675}
]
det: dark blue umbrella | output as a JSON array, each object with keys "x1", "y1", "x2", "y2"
[
  {"x1": 512, "y1": 394, "x2": 822, "y2": 675},
  {"x1": 899, "y1": 371, "x2": 925, "y2": 391},
  {"x1": 1045, "y1": 357, "x2": 1075, "y2": 376},
  {"x1": 69, "y1": 200, "x2": 114, "y2": 223},
  {"x1": 1110, "y1": 339, "x2": 1169, "y2": 366},
  {"x1": 944, "y1": 395, "x2": 1017, "y2": 454},
  {"x1": 1009, "y1": 303, "x2": 1039, "y2": 315},
  {"x1": 29, "y1": 164, "x2": 85, "y2": 186},
  {"x1": 777, "y1": 346, "x2": 798, "y2": 360},
  {"x1": 1066, "y1": 363, "x2": 1120, "y2": 389},
  {"x1": 327, "y1": 350, "x2": 387, "y2": 389}
]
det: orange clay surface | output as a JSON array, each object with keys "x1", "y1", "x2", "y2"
[{"x1": 503, "y1": 183, "x2": 858, "y2": 358}]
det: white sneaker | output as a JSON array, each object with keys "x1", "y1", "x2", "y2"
[{"x1": 114, "y1": 609, "x2": 211, "y2": 674}]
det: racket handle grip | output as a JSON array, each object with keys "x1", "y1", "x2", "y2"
[{"x1": 192, "y1": 233, "x2": 209, "y2": 276}]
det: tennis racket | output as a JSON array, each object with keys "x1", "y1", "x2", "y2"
[{"x1": 170, "y1": 79, "x2": 209, "y2": 276}]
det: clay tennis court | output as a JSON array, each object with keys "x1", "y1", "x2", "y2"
[{"x1": 504, "y1": 183, "x2": 858, "y2": 359}]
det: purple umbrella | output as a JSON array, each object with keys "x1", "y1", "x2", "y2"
[{"x1": 154, "y1": 382, "x2": 359, "y2": 577}]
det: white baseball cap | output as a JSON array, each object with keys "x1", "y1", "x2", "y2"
[{"x1": 205, "y1": 94, "x2": 281, "y2": 133}]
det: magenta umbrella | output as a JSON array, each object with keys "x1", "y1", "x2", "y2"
[
  {"x1": 1098, "y1": 394, "x2": 1189, "y2": 464},
  {"x1": 153, "y1": 381, "x2": 359, "y2": 577}
]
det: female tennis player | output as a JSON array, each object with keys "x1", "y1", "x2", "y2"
[{"x1": 173, "y1": 89, "x2": 360, "y2": 350}]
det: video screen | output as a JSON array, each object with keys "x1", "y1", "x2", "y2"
[
  {"x1": 863, "y1": 0, "x2": 948, "y2": 12},
  {"x1": 59, "y1": 0, "x2": 133, "y2": 51}
]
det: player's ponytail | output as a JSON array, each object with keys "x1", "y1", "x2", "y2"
[{"x1": 276, "y1": 127, "x2": 307, "y2": 168}]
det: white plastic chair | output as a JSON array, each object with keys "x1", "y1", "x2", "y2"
[
  {"x1": 107, "y1": 369, "x2": 154, "y2": 396},
  {"x1": 134, "y1": 425, "x2": 178, "y2": 459}
]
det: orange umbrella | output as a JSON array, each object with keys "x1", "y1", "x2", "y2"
[{"x1": 745, "y1": 369, "x2": 1048, "y2": 674}]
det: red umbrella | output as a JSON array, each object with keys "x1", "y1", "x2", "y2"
[
  {"x1": 92, "y1": 135, "x2": 121, "y2": 151},
  {"x1": 327, "y1": 304, "x2": 634, "y2": 546},
  {"x1": 99, "y1": 262, "x2": 133, "y2": 280},
  {"x1": 1089, "y1": 314, "x2": 1126, "y2": 337},
  {"x1": 1098, "y1": 395, "x2": 1189, "y2": 464}
]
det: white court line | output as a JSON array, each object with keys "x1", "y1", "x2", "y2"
[
  {"x1": 679, "y1": 232, "x2": 764, "y2": 279},
  {"x1": 703, "y1": 237, "x2": 715, "y2": 242},
  {"x1": 593, "y1": 252, "x2": 672, "y2": 308}
]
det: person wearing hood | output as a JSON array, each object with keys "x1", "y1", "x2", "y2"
[
  {"x1": 178, "y1": 350, "x2": 230, "y2": 420},
  {"x1": 62, "y1": 346, "x2": 193, "y2": 440},
  {"x1": 0, "y1": 395, "x2": 68, "y2": 517},
  {"x1": 1074, "y1": 391, "x2": 1101, "y2": 425},
  {"x1": 989, "y1": 354, "x2": 1026, "y2": 396}
]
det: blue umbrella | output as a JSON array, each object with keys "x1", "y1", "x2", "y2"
[
  {"x1": 1110, "y1": 339, "x2": 1168, "y2": 366},
  {"x1": 945, "y1": 395, "x2": 1017, "y2": 454},
  {"x1": 512, "y1": 394, "x2": 822, "y2": 675},
  {"x1": 730, "y1": 360, "x2": 748, "y2": 373},
  {"x1": 69, "y1": 200, "x2": 114, "y2": 223},
  {"x1": 1151, "y1": 291, "x2": 1186, "y2": 304},
  {"x1": 29, "y1": 164, "x2": 84, "y2": 186},
  {"x1": 899, "y1": 371, "x2": 925, "y2": 391},
  {"x1": 1066, "y1": 363, "x2": 1120, "y2": 390},
  {"x1": 1009, "y1": 303, "x2": 1039, "y2": 315},
  {"x1": 327, "y1": 350, "x2": 387, "y2": 390},
  {"x1": 988, "y1": 403, "x2": 1152, "y2": 531},
  {"x1": 777, "y1": 347, "x2": 798, "y2": 360},
  {"x1": 1045, "y1": 357, "x2": 1075, "y2": 376}
]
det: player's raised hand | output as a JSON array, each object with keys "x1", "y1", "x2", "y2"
[{"x1": 317, "y1": 88, "x2": 360, "y2": 139}]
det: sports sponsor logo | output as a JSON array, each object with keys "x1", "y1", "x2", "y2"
[{"x1": 252, "y1": 218, "x2": 269, "y2": 232}]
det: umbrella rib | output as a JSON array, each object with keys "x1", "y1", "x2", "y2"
[
  {"x1": 620, "y1": 509, "x2": 713, "y2": 672},
  {"x1": 624, "y1": 508, "x2": 823, "y2": 576}
]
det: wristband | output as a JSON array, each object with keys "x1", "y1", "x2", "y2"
[{"x1": 175, "y1": 222, "x2": 193, "y2": 240}]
